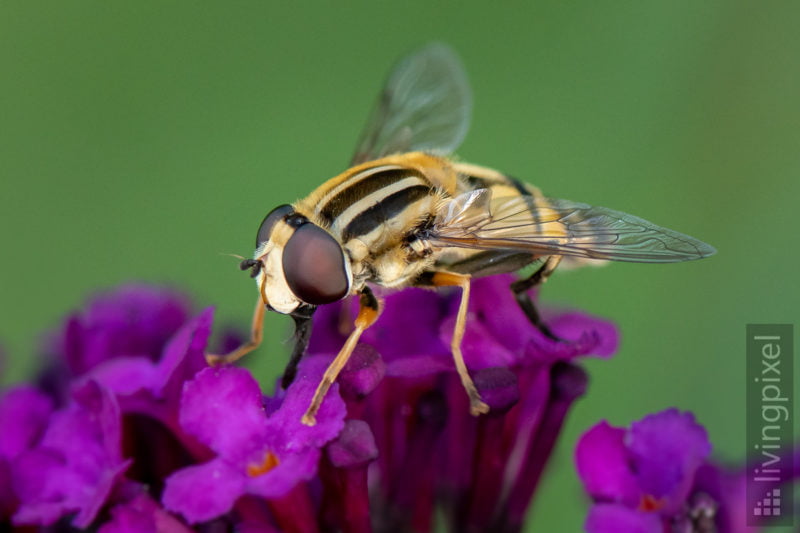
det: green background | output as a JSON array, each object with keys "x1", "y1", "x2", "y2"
[{"x1": 1, "y1": 2, "x2": 798, "y2": 530}]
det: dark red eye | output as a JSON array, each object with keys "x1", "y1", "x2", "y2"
[
  {"x1": 282, "y1": 223, "x2": 349, "y2": 305},
  {"x1": 256, "y1": 204, "x2": 294, "y2": 248}
]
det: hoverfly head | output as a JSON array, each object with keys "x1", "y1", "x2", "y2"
[{"x1": 249, "y1": 204, "x2": 351, "y2": 314}]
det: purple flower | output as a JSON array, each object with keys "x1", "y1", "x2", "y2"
[
  {"x1": 162, "y1": 360, "x2": 347, "y2": 524},
  {"x1": 310, "y1": 274, "x2": 618, "y2": 531},
  {"x1": 2, "y1": 285, "x2": 212, "y2": 529},
  {"x1": 82, "y1": 306, "x2": 213, "y2": 423},
  {"x1": 575, "y1": 408, "x2": 790, "y2": 533},
  {"x1": 0, "y1": 385, "x2": 54, "y2": 520},
  {"x1": 577, "y1": 409, "x2": 712, "y2": 520},
  {"x1": 11, "y1": 380, "x2": 130, "y2": 527},
  {"x1": 44, "y1": 285, "x2": 192, "y2": 388},
  {"x1": 39, "y1": 284, "x2": 212, "y2": 425}
]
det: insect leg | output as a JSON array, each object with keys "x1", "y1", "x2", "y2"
[
  {"x1": 280, "y1": 306, "x2": 317, "y2": 389},
  {"x1": 205, "y1": 297, "x2": 265, "y2": 366},
  {"x1": 301, "y1": 287, "x2": 382, "y2": 426},
  {"x1": 425, "y1": 271, "x2": 490, "y2": 416},
  {"x1": 510, "y1": 256, "x2": 563, "y2": 342}
]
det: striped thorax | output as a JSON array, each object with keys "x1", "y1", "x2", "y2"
[{"x1": 250, "y1": 153, "x2": 455, "y2": 315}]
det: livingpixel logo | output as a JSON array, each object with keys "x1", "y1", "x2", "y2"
[{"x1": 746, "y1": 324, "x2": 794, "y2": 527}]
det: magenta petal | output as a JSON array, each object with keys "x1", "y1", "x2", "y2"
[
  {"x1": 548, "y1": 312, "x2": 618, "y2": 358},
  {"x1": 366, "y1": 289, "x2": 448, "y2": 354},
  {"x1": 82, "y1": 286, "x2": 190, "y2": 346},
  {"x1": 0, "y1": 386, "x2": 53, "y2": 458},
  {"x1": 11, "y1": 449, "x2": 65, "y2": 525},
  {"x1": 158, "y1": 307, "x2": 214, "y2": 397},
  {"x1": 383, "y1": 353, "x2": 454, "y2": 377},
  {"x1": 467, "y1": 275, "x2": 534, "y2": 355},
  {"x1": 627, "y1": 409, "x2": 711, "y2": 513},
  {"x1": 446, "y1": 315, "x2": 517, "y2": 370},
  {"x1": 453, "y1": 274, "x2": 620, "y2": 366},
  {"x1": 337, "y1": 345, "x2": 386, "y2": 400},
  {"x1": 247, "y1": 449, "x2": 321, "y2": 498},
  {"x1": 53, "y1": 381, "x2": 123, "y2": 462},
  {"x1": 100, "y1": 493, "x2": 191, "y2": 533},
  {"x1": 57, "y1": 285, "x2": 192, "y2": 376},
  {"x1": 162, "y1": 459, "x2": 245, "y2": 524},
  {"x1": 575, "y1": 421, "x2": 639, "y2": 506},
  {"x1": 268, "y1": 356, "x2": 346, "y2": 449},
  {"x1": 326, "y1": 420, "x2": 378, "y2": 468},
  {"x1": 473, "y1": 367, "x2": 519, "y2": 412},
  {"x1": 179, "y1": 366, "x2": 266, "y2": 456},
  {"x1": 586, "y1": 503, "x2": 662, "y2": 533},
  {"x1": 85, "y1": 357, "x2": 161, "y2": 396}
]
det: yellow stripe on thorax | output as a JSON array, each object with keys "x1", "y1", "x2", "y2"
[{"x1": 296, "y1": 152, "x2": 458, "y2": 218}]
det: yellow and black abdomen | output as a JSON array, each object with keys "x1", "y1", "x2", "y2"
[
  {"x1": 426, "y1": 162, "x2": 548, "y2": 277},
  {"x1": 453, "y1": 161, "x2": 543, "y2": 200}
]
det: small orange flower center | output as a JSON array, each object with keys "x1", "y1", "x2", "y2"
[
  {"x1": 247, "y1": 451, "x2": 280, "y2": 477},
  {"x1": 638, "y1": 494, "x2": 665, "y2": 512}
]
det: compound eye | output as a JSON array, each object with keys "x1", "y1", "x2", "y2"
[
  {"x1": 282, "y1": 223, "x2": 349, "y2": 305},
  {"x1": 256, "y1": 204, "x2": 294, "y2": 248}
]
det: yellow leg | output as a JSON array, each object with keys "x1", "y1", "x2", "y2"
[
  {"x1": 205, "y1": 297, "x2": 265, "y2": 366},
  {"x1": 430, "y1": 272, "x2": 490, "y2": 416},
  {"x1": 301, "y1": 289, "x2": 382, "y2": 426}
]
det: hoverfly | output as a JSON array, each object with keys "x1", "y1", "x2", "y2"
[{"x1": 208, "y1": 43, "x2": 715, "y2": 426}]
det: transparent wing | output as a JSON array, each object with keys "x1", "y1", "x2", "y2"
[
  {"x1": 431, "y1": 189, "x2": 717, "y2": 263},
  {"x1": 351, "y1": 43, "x2": 472, "y2": 165}
]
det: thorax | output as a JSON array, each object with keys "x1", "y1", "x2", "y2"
[{"x1": 294, "y1": 153, "x2": 455, "y2": 288}]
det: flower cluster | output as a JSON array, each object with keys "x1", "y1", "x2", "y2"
[
  {"x1": 0, "y1": 276, "x2": 615, "y2": 531},
  {"x1": 2, "y1": 276, "x2": 793, "y2": 531},
  {"x1": 0, "y1": 286, "x2": 346, "y2": 530},
  {"x1": 576, "y1": 409, "x2": 800, "y2": 533},
  {"x1": 308, "y1": 276, "x2": 616, "y2": 531}
]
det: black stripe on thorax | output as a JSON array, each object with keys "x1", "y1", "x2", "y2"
[
  {"x1": 341, "y1": 184, "x2": 431, "y2": 241},
  {"x1": 319, "y1": 168, "x2": 421, "y2": 225}
]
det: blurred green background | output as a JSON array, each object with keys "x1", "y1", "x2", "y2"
[{"x1": 1, "y1": 2, "x2": 798, "y2": 530}]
